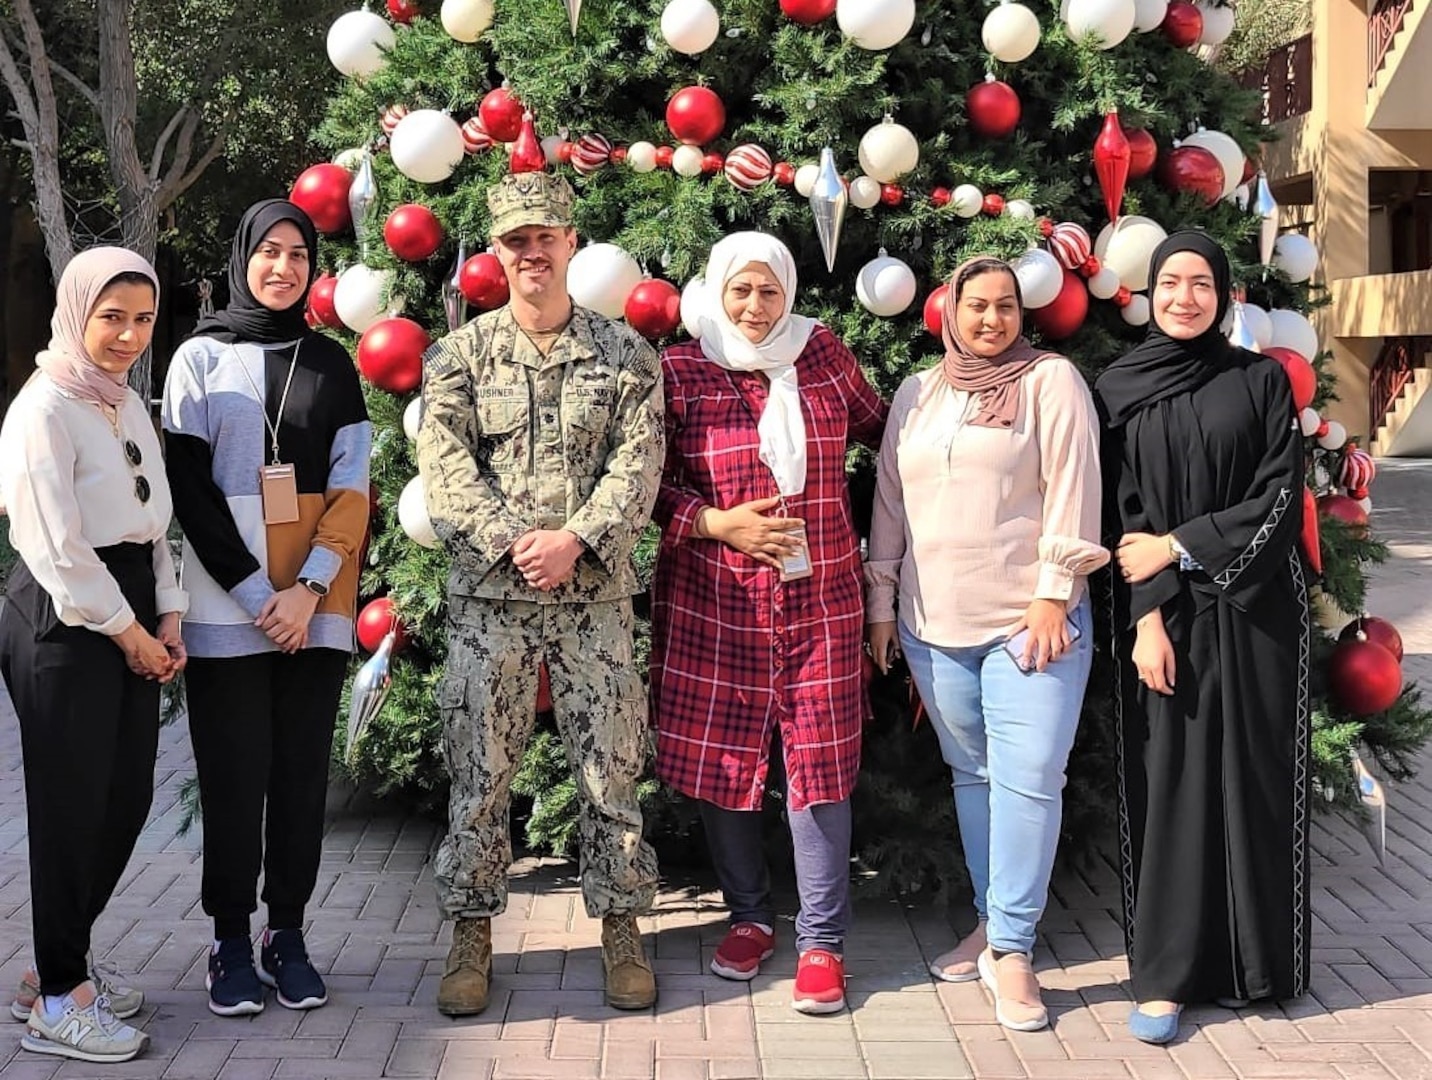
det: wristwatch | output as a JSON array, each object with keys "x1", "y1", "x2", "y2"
[{"x1": 298, "y1": 577, "x2": 329, "y2": 597}]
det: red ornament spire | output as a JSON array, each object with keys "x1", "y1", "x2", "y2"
[
  {"x1": 509, "y1": 110, "x2": 547, "y2": 174},
  {"x1": 1093, "y1": 111, "x2": 1132, "y2": 224}
]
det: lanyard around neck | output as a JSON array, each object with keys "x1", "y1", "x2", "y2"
[{"x1": 235, "y1": 341, "x2": 302, "y2": 466}]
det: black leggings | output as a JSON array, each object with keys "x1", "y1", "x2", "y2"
[
  {"x1": 0, "y1": 546, "x2": 161, "y2": 995},
  {"x1": 184, "y1": 648, "x2": 348, "y2": 940}
]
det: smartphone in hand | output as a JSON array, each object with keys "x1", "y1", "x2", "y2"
[{"x1": 1003, "y1": 618, "x2": 1083, "y2": 674}]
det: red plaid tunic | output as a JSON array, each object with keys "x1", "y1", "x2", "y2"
[{"x1": 650, "y1": 326, "x2": 888, "y2": 811}]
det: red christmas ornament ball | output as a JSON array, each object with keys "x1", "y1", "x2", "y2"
[
  {"x1": 289, "y1": 164, "x2": 352, "y2": 234},
  {"x1": 458, "y1": 253, "x2": 510, "y2": 310},
  {"x1": 1327, "y1": 638, "x2": 1402, "y2": 716},
  {"x1": 774, "y1": 161, "x2": 797, "y2": 186},
  {"x1": 930, "y1": 186, "x2": 951, "y2": 207},
  {"x1": 1318, "y1": 492, "x2": 1370, "y2": 537},
  {"x1": 358, "y1": 318, "x2": 429, "y2": 395},
  {"x1": 386, "y1": 0, "x2": 420, "y2": 23},
  {"x1": 780, "y1": 0, "x2": 837, "y2": 24},
  {"x1": 307, "y1": 274, "x2": 343, "y2": 330},
  {"x1": 384, "y1": 204, "x2": 446, "y2": 262},
  {"x1": 1126, "y1": 128, "x2": 1159, "y2": 180},
  {"x1": 702, "y1": 151, "x2": 726, "y2": 175},
  {"x1": 1113, "y1": 286, "x2": 1133, "y2": 307},
  {"x1": 357, "y1": 597, "x2": 409, "y2": 654},
  {"x1": 655, "y1": 145, "x2": 675, "y2": 168},
  {"x1": 982, "y1": 193, "x2": 1006, "y2": 216},
  {"x1": 1262, "y1": 346, "x2": 1317, "y2": 411},
  {"x1": 880, "y1": 183, "x2": 904, "y2": 206},
  {"x1": 923, "y1": 284, "x2": 950, "y2": 338},
  {"x1": 609, "y1": 145, "x2": 627, "y2": 164},
  {"x1": 1031, "y1": 271, "x2": 1090, "y2": 341},
  {"x1": 666, "y1": 86, "x2": 726, "y2": 146},
  {"x1": 624, "y1": 279, "x2": 682, "y2": 340},
  {"x1": 1157, "y1": 145, "x2": 1225, "y2": 206},
  {"x1": 966, "y1": 79, "x2": 1021, "y2": 140},
  {"x1": 1340, "y1": 616, "x2": 1405, "y2": 662},
  {"x1": 1161, "y1": 1, "x2": 1204, "y2": 47},
  {"x1": 478, "y1": 88, "x2": 525, "y2": 143}
]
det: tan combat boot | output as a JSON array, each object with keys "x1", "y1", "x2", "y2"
[
  {"x1": 437, "y1": 917, "x2": 492, "y2": 1016},
  {"x1": 601, "y1": 914, "x2": 656, "y2": 1009}
]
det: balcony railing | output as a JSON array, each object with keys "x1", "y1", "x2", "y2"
[
  {"x1": 1240, "y1": 34, "x2": 1313, "y2": 124},
  {"x1": 1370, "y1": 335, "x2": 1432, "y2": 435},
  {"x1": 1369, "y1": 0, "x2": 1415, "y2": 86}
]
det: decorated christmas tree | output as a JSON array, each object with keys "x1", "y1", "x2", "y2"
[{"x1": 292, "y1": 0, "x2": 1431, "y2": 894}]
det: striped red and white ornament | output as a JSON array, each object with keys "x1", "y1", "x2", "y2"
[
  {"x1": 723, "y1": 143, "x2": 773, "y2": 190},
  {"x1": 380, "y1": 104, "x2": 409, "y2": 137},
  {"x1": 461, "y1": 116, "x2": 494, "y2": 154},
  {"x1": 1048, "y1": 223, "x2": 1093, "y2": 270},
  {"x1": 1341, "y1": 444, "x2": 1376, "y2": 497},
  {"x1": 570, "y1": 133, "x2": 614, "y2": 175}
]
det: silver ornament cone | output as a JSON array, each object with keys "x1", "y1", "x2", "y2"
[
  {"x1": 443, "y1": 237, "x2": 471, "y2": 332},
  {"x1": 346, "y1": 630, "x2": 396, "y2": 766},
  {"x1": 563, "y1": 0, "x2": 581, "y2": 35},
  {"x1": 349, "y1": 150, "x2": 380, "y2": 258},
  {"x1": 1254, "y1": 171, "x2": 1279, "y2": 266},
  {"x1": 810, "y1": 147, "x2": 847, "y2": 273},
  {"x1": 1229, "y1": 301, "x2": 1260, "y2": 352}
]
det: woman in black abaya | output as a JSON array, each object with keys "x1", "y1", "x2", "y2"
[{"x1": 1093, "y1": 232, "x2": 1311, "y2": 1045}]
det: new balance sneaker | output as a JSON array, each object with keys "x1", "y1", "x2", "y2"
[
  {"x1": 710, "y1": 923, "x2": 776, "y2": 981},
  {"x1": 11, "y1": 958, "x2": 143, "y2": 1022},
  {"x1": 791, "y1": 948, "x2": 847, "y2": 1015},
  {"x1": 21, "y1": 987, "x2": 148, "y2": 1064},
  {"x1": 258, "y1": 929, "x2": 328, "y2": 1010},
  {"x1": 206, "y1": 937, "x2": 264, "y2": 1017}
]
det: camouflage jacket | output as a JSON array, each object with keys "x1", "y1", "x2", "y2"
[{"x1": 416, "y1": 304, "x2": 664, "y2": 603}]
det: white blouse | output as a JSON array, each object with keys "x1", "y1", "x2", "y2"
[{"x1": 0, "y1": 373, "x2": 186, "y2": 635}]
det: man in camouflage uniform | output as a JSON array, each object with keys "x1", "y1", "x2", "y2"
[{"x1": 416, "y1": 171, "x2": 664, "y2": 1016}]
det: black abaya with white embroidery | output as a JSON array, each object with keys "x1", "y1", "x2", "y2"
[{"x1": 1099, "y1": 350, "x2": 1311, "y2": 1005}]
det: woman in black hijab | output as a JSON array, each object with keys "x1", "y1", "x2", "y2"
[
  {"x1": 161, "y1": 200, "x2": 371, "y2": 1017},
  {"x1": 1093, "y1": 231, "x2": 1310, "y2": 1044}
]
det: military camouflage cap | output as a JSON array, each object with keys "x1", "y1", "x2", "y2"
[{"x1": 487, "y1": 172, "x2": 575, "y2": 237}]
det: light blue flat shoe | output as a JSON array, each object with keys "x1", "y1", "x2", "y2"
[{"x1": 1128, "y1": 1004, "x2": 1183, "y2": 1044}]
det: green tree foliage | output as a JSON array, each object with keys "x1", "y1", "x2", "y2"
[{"x1": 307, "y1": 0, "x2": 1428, "y2": 895}]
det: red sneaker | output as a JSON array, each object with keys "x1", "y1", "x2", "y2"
[
  {"x1": 711, "y1": 922, "x2": 775, "y2": 981},
  {"x1": 792, "y1": 948, "x2": 846, "y2": 1014}
]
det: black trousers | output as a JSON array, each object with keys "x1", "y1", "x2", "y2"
[
  {"x1": 184, "y1": 648, "x2": 348, "y2": 939},
  {"x1": 0, "y1": 546, "x2": 161, "y2": 996}
]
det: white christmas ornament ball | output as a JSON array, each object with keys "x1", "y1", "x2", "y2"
[
  {"x1": 1181, "y1": 129, "x2": 1243, "y2": 199},
  {"x1": 1317, "y1": 420, "x2": 1347, "y2": 451},
  {"x1": 569, "y1": 244, "x2": 643, "y2": 320},
  {"x1": 1197, "y1": 2, "x2": 1236, "y2": 44},
  {"x1": 680, "y1": 277, "x2": 706, "y2": 338},
  {"x1": 857, "y1": 121, "x2": 920, "y2": 183},
  {"x1": 855, "y1": 253, "x2": 918, "y2": 317},
  {"x1": 398, "y1": 477, "x2": 440, "y2": 549},
  {"x1": 1088, "y1": 266, "x2": 1121, "y2": 299},
  {"x1": 794, "y1": 163, "x2": 821, "y2": 198},
  {"x1": 326, "y1": 10, "x2": 395, "y2": 79},
  {"x1": 661, "y1": 0, "x2": 720, "y2": 55},
  {"x1": 626, "y1": 141, "x2": 658, "y2": 173},
  {"x1": 1241, "y1": 301, "x2": 1274, "y2": 348},
  {"x1": 441, "y1": 0, "x2": 495, "y2": 42},
  {"x1": 334, "y1": 265, "x2": 396, "y2": 334},
  {"x1": 1065, "y1": 0, "x2": 1137, "y2": 50},
  {"x1": 837, "y1": 0, "x2": 916, "y2": 50},
  {"x1": 1267, "y1": 308, "x2": 1320, "y2": 361},
  {"x1": 982, "y1": 2, "x2": 1042, "y2": 62},
  {"x1": 1120, "y1": 294, "x2": 1152, "y2": 326},
  {"x1": 1132, "y1": 0, "x2": 1169, "y2": 30},
  {"x1": 402, "y1": 398, "x2": 424, "y2": 441},
  {"x1": 1095, "y1": 215, "x2": 1168, "y2": 292},
  {"x1": 1006, "y1": 198, "x2": 1036, "y2": 220},
  {"x1": 541, "y1": 135, "x2": 565, "y2": 166},
  {"x1": 1273, "y1": 233, "x2": 1320, "y2": 283},
  {"x1": 672, "y1": 144, "x2": 705, "y2": 178},
  {"x1": 390, "y1": 109, "x2": 465, "y2": 184},
  {"x1": 1013, "y1": 248, "x2": 1064, "y2": 309},
  {"x1": 850, "y1": 175, "x2": 883, "y2": 210},
  {"x1": 1357, "y1": 497, "x2": 1373, "y2": 515},
  {"x1": 1298, "y1": 407, "x2": 1322, "y2": 437},
  {"x1": 952, "y1": 184, "x2": 984, "y2": 218}
]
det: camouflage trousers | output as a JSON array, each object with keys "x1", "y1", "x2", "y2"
[{"x1": 434, "y1": 595, "x2": 659, "y2": 919}]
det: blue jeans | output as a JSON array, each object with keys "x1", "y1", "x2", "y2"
[{"x1": 900, "y1": 598, "x2": 1093, "y2": 955}]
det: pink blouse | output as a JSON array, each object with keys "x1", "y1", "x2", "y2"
[{"x1": 865, "y1": 357, "x2": 1109, "y2": 648}]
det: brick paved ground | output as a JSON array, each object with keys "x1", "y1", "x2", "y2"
[{"x1": 0, "y1": 462, "x2": 1430, "y2": 1079}]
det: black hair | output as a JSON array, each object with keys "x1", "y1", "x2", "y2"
[{"x1": 954, "y1": 257, "x2": 1024, "y2": 308}]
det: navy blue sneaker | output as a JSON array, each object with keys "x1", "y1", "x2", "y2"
[
  {"x1": 258, "y1": 929, "x2": 327, "y2": 1010},
  {"x1": 206, "y1": 938, "x2": 264, "y2": 1017}
]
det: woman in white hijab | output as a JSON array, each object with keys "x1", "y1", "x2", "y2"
[{"x1": 650, "y1": 232, "x2": 888, "y2": 1015}]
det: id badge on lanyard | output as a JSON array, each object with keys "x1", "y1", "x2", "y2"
[
  {"x1": 776, "y1": 499, "x2": 812, "y2": 582},
  {"x1": 260, "y1": 463, "x2": 300, "y2": 524}
]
